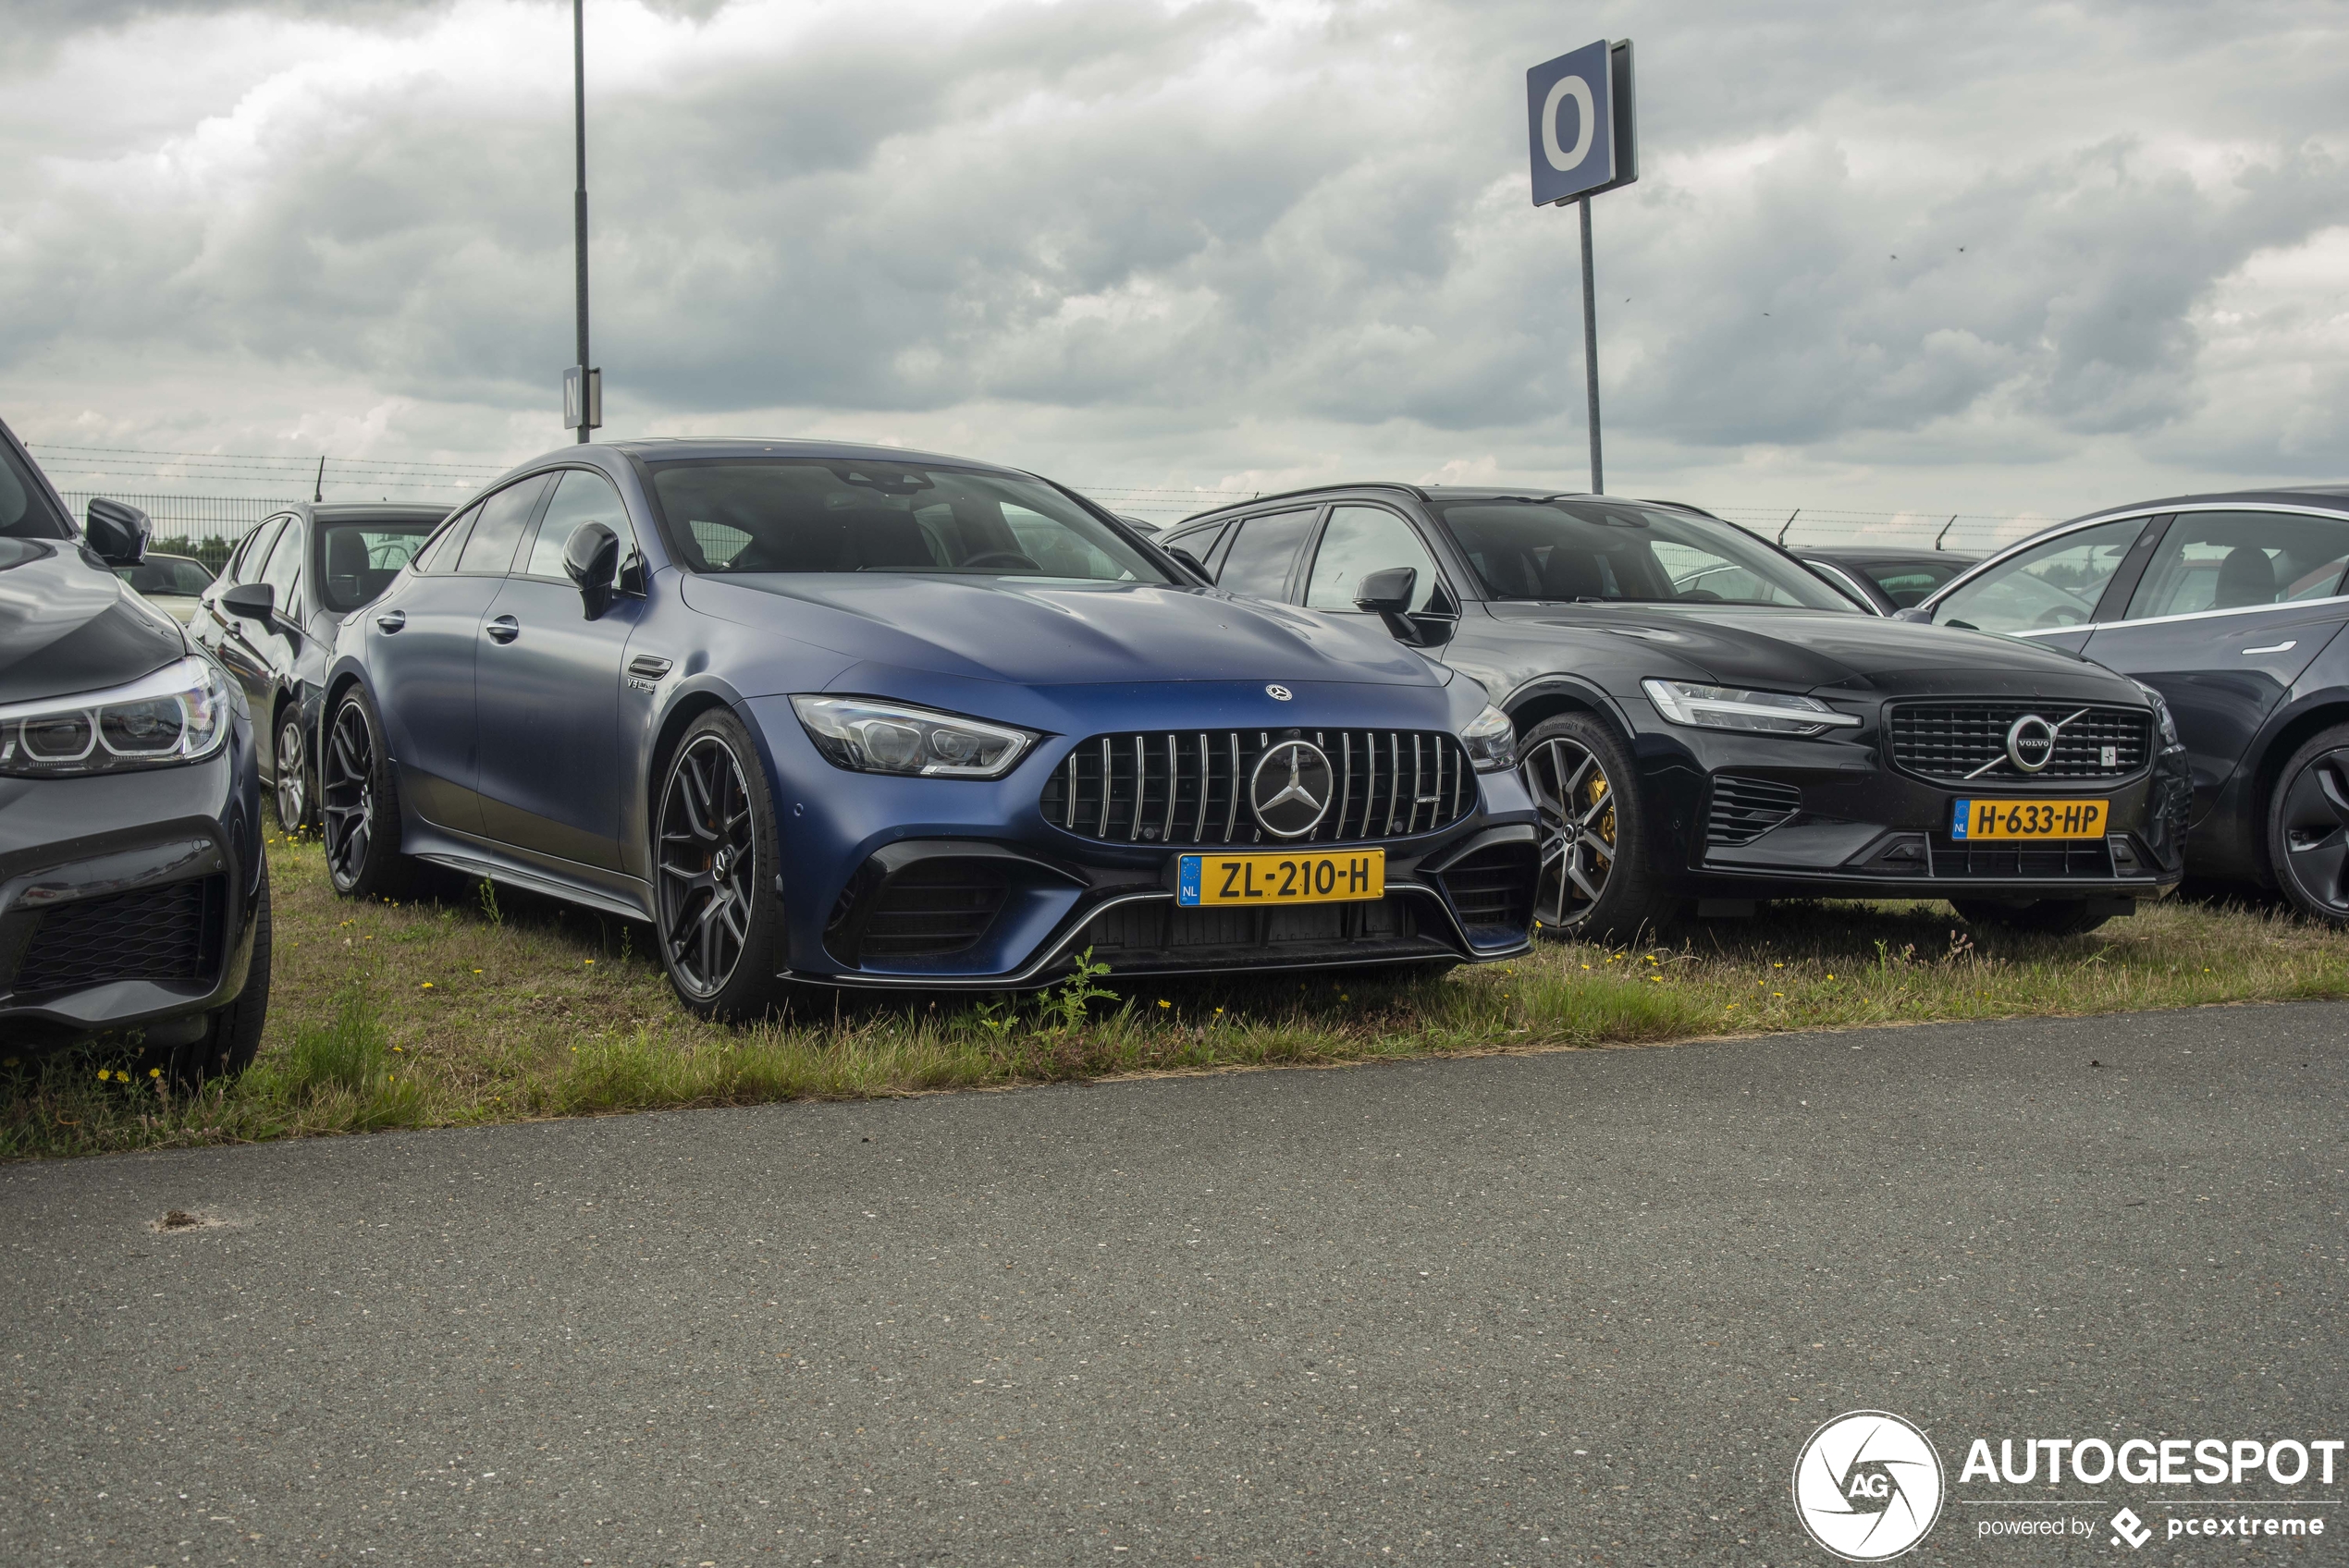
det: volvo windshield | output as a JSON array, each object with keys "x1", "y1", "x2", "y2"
[{"x1": 1433, "y1": 497, "x2": 1854, "y2": 610}]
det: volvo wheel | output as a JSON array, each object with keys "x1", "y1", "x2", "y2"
[
  {"x1": 275, "y1": 710, "x2": 313, "y2": 833},
  {"x1": 1519, "y1": 712, "x2": 1677, "y2": 943},
  {"x1": 320, "y1": 687, "x2": 413, "y2": 900},
  {"x1": 655, "y1": 710, "x2": 788, "y2": 1020},
  {"x1": 2268, "y1": 723, "x2": 2349, "y2": 925}
]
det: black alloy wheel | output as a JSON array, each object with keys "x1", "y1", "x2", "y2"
[
  {"x1": 275, "y1": 711, "x2": 311, "y2": 833},
  {"x1": 2269, "y1": 723, "x2": 2349, "y2": 925},
  {"x1": 655, "y1": 710, "x2": 787, "y2": 1019},
  {"x1": 1519, "y1": 712, "x2": 1677, "y2": 943},
  {"x1": 320, "y1": 688, "x2": 413, "y2": 900}
]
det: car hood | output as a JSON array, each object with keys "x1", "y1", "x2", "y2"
[
  {"x1": 1481, "y1": 603, "x2": 2141, "y2": 700},
  {"x1": 683, "y1": 573, "x2": 1446, "y2": 690},
  {"x1": 0, "y1": 539, "x2": 187, "y2": 705}
]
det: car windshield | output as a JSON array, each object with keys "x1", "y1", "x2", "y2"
[
  {"x1": 115, "y1": 556, "x2": 215, "y2": 596},
  {"x1": 647, "y1": 459, "x2": 1168, "y2": 582},
  {"x1": 318, "y1": 520, "x2": 438, "y2": 612},
  {"x1": 0, "y1": 440, "x2": 71, "y2": 541},
  {"x1": 1856, "y1": 557, "x2": 1970, "y2": 607},
  {"x1": 1433, "y1": 497, "x2": 1854, "y2": 610}
]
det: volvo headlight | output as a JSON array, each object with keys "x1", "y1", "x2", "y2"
[
  {"x1": 2134, "y1": 681, "x2": 2180, "y2": 749},
  {"x1": 1641, "y1": 678, "x2": 1862, "y2": 738},
  {"x1": 0, "y1": 656, "x2": 233, "y2": 778},
  {"x1": 791, "y1": 695, "x2": 1038, "y2": 778},
  {"x1": 1459, "y1": 704, "x2": 1518, "y2": 772}
]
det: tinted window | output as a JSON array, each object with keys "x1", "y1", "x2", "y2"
[
  {"x1": 1160, "y1": 521, "x2": 1229, "y2": 562},
  {"x1": 648, "y1": 459, "x2": 1166, "y2": 582},
  {"x1": 412, "y1": 504, "x2": 479, "y2": 574},
  {"x1": 0, "y1": 439, "x2": 70, "y2": 540},
  {"x1": 523, "y1": 470, "x2": 633, "y2": 580},
  {"x1": 1855, "y1": 558, "x2": 1969, "y2": 608},
  {"x1": 1305, "y1": 506, "x2": 1441, "y2": 612},
  {"x1": 1934, "y1": 518, "x2": 2147, "y2": 634},
  {"x1": 1215, "y1": 509, "x2": 1316, "y2": 600},
  {"x1": 319, "y1": 520, "x2": 438, "y2": 612},
  {"x1": 457, "y1": 476, "x2": 553, "y2": 575},
  {"x1": 115, "y1": 556, "x2": 215, "y2": 596},
  {"x1": 258, "y1": 520, "x2": 304, "y2": 608},
  {"x1": 2124, "y1": 510, "x2": 2349, "y2": 620},
  {"x1": 1436, "y1": 498, "x2": 1851, "y2": 609}
]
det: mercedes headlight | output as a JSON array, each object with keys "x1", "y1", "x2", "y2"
[
  {"x1": 1641, "y1": 679, "x2": 1862, "y2": 738},
  {"x1": 0, "y1": 655, "x2": 234, "y2": 778},
  {"x1": 791, "y1": 695, "x2": 1038, "y2": 778},
  {"x1": 2134, "y1": 681, "x2": 2180, "y2": 748},
  {"x1": 1459, "y1": 704, "x2": 1518, "y2": 772}
]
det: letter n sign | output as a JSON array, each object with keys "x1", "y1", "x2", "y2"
[{"x1": 1527, "y1": 39, "x2": 1638, "y2": 207}]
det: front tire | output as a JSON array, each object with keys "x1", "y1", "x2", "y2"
[
  {"x1": 1950, "y1": 898, "x2": 2116, "y2": 937},
  {"x1": 655, "y1": 710, "x2": 789, "y2": 1021},
  {"x1": 2267, "y1": 723, "x2": 2349, "y2": 925},
  {"x1": 274, "y1": 709, "x2": 313, "y2": 833},
  {"x1": 321, "y1": 687, "x2": 414, "y2": 900},
  {"x1": 1519, "y1": 713, "x2": 1679, "y2": 943}
]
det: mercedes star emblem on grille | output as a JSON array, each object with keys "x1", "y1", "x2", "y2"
[
  {"x1": 1249, "y1": 740, "x2": 1334, "y2": 838},
  {"x1": 1265, "y1": 684, "x2": 1293, "y2": 701}
]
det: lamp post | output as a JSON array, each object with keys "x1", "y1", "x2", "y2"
[{"x1": 567, "y1": 0, "x2": 599, "y2": 442}]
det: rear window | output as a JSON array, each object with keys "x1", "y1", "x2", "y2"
[
  {"x1": 318, "y1": 520, "x2": 439, "y2": 612},
  {"x1": 115, "y1": 556, "x2": 215, "y2": 596}
]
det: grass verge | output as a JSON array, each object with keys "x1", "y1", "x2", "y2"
[{"x1": 6, "y1": 823, "x2": 2346, "y2": 1159}]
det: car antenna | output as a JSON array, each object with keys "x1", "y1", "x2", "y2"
[
  {"x1": 1777, "y1": 508, "x2": 1799, "y2": 545},
  {"x1": 313, "y1": 455, "x2": 326, "y2": 504},
  {"x1": 1933, "y1": 513, "x2": 1957, "y2": 550}
]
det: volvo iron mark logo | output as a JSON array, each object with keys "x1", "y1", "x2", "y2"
[
  {"x1": 1249, "y1": 741, "x2": 1334, "y2": 839},
  {"x1": 2004, "y1": 714, "x2": 2059, "y2": 773},
  {"x1": 1791, "y1": 1410, "x2": 1945, "y2": 1562}
]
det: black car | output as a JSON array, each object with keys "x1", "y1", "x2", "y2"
[
  {"x1": 190, "y1": 502, "x2": 447, "y2": 830},
  {"x1": 1794, "y1": 547, "x2": 1979, "y2": 616},
  {"x1": 1160, "y1": 485, "x2": 2191, "y2": 938},
  {"x1": 1907, "y1": 486, "x2": 2349, "y2": 923},
  {"x1": 0, "y1": 419, "x2": 270, "y2": 1080}
]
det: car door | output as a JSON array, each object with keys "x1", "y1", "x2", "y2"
[
  {"x1": 371, "y1": 477, "x2": 550, "y2": 835},
  {"x1": 1927, "y1": 516, "x2": 2160, "y2": 655},
  {"x1": 1297, "y1": 502, "x2": 1459, "y2": 643},
  {"x1": 1209, "y1": 508, "x2": 1321, "y2": 602},
  {"x1": 222, "y1": 517, "x2": 305, "y2": 746},
  {"x1": 195, "y1": 515, "x2": 284, "y2": 680},
  {"x1": 2084, "y1": 508, "x2": 2349, "y2": 823},
  {"x1": 473, "y1": 468, "x2": 646, "y2": 871}
]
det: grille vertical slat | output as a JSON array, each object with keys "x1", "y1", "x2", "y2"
[{"x1": 1039, "y1": 728, "x2": 1474, "y2": 846}]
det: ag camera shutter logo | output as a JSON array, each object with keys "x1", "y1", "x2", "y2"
[{"x1": 1792, "y1": 1410, "x2": 1945, "y2": 1561}]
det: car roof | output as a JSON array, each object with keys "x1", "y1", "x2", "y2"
[
  {"x1": 1174, "y1": 484, "x2": 1725, "y2": 526},
  {"x1": 302, "y1": 503, "x2": 451, "y2": 524},
  {"x1": 1798, "y1": 546, "x2": 1980, "y2": 565},
  {"x1": 2062, "y1": 484, "x2": 2349, "y2": 523},
  {"x1": 607, "y1": 436, "x2": 1032, "y2": 478}
]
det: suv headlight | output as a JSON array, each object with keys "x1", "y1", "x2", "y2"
[
  {"x1": 791, "y1": 695, "x2": 1038, "y2": 778},
  {"x1": 2134, "y1": 681, "x2": 2181, "y2": 749},
  {"x1": 0, "y1": 655, "x2": 233, "y2": 778},
  {"x1": 1459, "y1": 704, "x2": 1518, "y2": 772},
  {"x1": 1641, "y1": 678, "x2": 1862, "y2": 738}
]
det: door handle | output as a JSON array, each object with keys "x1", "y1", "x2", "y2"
[
  {"x1": 2242, "y1": 640, "x2": 2295, "y2": 655},
  {"x1": 485, "y1": 615, "x2": 520, "y2": 644},
  {"x1": 375, "y1": 609, "x2": 406, "y2": 632}
]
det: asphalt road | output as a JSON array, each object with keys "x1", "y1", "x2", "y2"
[{"x1": 5, "y1": 1005, "x2": 2345, "y2": 1567}]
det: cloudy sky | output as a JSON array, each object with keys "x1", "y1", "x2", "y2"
[{"x1": 3, "y1": 0, "x2": 2345, "y2": 527}]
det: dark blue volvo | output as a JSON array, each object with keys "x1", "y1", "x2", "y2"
[{"x1": 322, "y1": 440, "x2": 1537, "y2": 1017}]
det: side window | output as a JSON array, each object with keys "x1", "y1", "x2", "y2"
[
  {"x1": 1305, "y1": 506, "x2": 1442, "y2": 612},
  {"x1": 257, "y1": 520, "x2": 304, "y2": 609},
  {"x1": 1160, "y1": 521, "x2": 1229, "y2": 563},
  {"x1": 1214, "y1": 508, "x2": 1317, "y2": 601},
  {"x1": 457, "y1": 475, "x2": 554, "y2": 576},
  {"x1": 522, "y1": 470, "x2": 634, "y2": 580},
  {"x1": 1934, "y1": 518, "x2": 2150, "y2": 635},
  {"x1": 2124, "y1": 511, "x2": 2349, "y2": 620},
  {"x1": 412, "y1": 504, "x2": 479, "y2": 574},
  {"x1": 228, "y1": 518, "x2": 287, "y2": 584}
]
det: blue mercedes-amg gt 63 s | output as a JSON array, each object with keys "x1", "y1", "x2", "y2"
[{"x1": 320, "y1": 439, "x2": 1537, "y2": 1018}]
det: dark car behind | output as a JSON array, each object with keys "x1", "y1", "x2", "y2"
[
  {"x1": 1794, "y1": 547, "x2": 1979, "y2": 616},
  {"x1": 0, "y1": 419, "x2": 269, "y2": 1080}
]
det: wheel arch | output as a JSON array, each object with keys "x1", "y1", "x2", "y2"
[
  {"x1": 2247, "y1": 695, "x2": 2349, "y2": 883},
  {"x1": 1502, "y1": 677, "x2": 1633, "y2": 746},
  {"x1": 644, "y1": 686, "x2": 749, "y2": 827}
]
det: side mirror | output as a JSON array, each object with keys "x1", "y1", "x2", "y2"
[
  {"x1": 1166, "y1": 545, "x2": 1211, "y2": 583},
  {"x1": 1892, "y1": 606, "x2": 1932, "y2": 625},
  {"x1": 85, "y1": 497, "x2": 151, "y2": 567},
  {"x1": 1354, "y1": 566, "x2": 1429, "y2": 645},
  {"x1": 220, "y1": 582, "x2": 274, "y2": 620},
  {"x1": 563, "y1": 521, "x2": 621, "y2": 614}
]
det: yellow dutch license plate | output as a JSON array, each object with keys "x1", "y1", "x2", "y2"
[
  {"x1": 1177, "y1": 850, "x2": 1385, "y2": 907},
  {"x1": 1950, "y1": 798, "x2": 2109, "y2": 841}
]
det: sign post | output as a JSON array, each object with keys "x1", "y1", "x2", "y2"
[{"x1": 1526, "y1": 39, "x2": 1636, "y2": 494}]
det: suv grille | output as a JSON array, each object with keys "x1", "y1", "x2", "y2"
[
  {"x1": 13, "y1": 878, "x2": 219, "y2": 996},
  {"x1": 1040, "y1": 729, "x2": 1474, "y2": 846},
  {"x1": 1707, "y1": 777, "x2": 1802, "y2": 845},
  {"x1": 1888, "y1": 703, "x2": 2151, "y2": 784}
]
